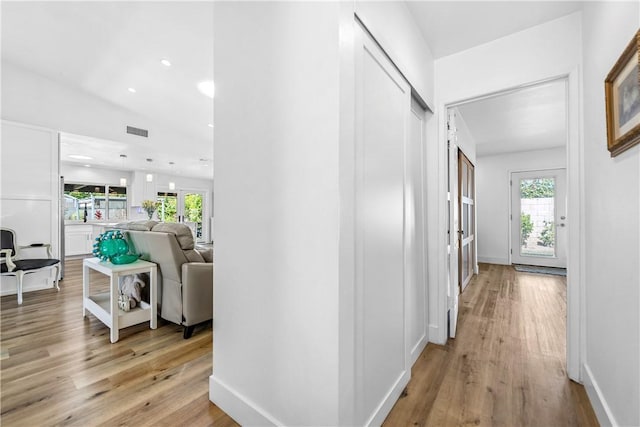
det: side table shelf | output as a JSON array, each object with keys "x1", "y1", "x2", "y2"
[{"x1": 83, "y1": 257, "x2": 157, "y2": 343}]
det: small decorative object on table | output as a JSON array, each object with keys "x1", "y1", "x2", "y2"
[
  {"x1": 605, "y1": 29, "x2": 640, "y2": 157},
  {"x1": 92, "y1": 230, "x2": 139, "y2": 264},
  {"x1": 141, "y1": 199, "x2": 158, "y2": 220}
]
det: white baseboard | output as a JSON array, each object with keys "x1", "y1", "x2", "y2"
[
  {"x1": 428, "y1": 324, "x2": 446, "y2": 345},
  {"x1": 477, "y1": 256, "x2": 510, "y2": 265},
  {"x1": 410, "y1": 335, "x2": 428, "y2": 367},
  {"x1": 365, "y1": 369, "x2": 410, "y2": 426},
  {"x1": 209, "y1": 374, "x2": 282, "y2": 426},
  {"x1": 582, "y1": 363, "x2": 618, "y2": 427}
]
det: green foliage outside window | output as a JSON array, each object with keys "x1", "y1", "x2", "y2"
[
  {"x1": 520, "y1": 178, "x2": 555, "y2": 199},
  {"x1": 539, "y1": 220, "x2": 555, "y2": 247},
  {"x1": 184, "y1": 194, "x2": 202, "y2": 223},
  {"x1": 521, "y1": 213, "x2": 533, "y2": 245}
]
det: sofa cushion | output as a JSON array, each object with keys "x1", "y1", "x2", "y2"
[
  {"x1": 115, "y1": 220, "x2": 159, "y2": 231},
  {"x1": 151, "y1": 222, "x2": 195, "y2": 250},
  {"x1": 196, "y1": 246, "x2": 214, "y2": 263}
]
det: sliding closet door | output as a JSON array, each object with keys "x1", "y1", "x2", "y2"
[{"x1": 355, "y1": 23, "x2": 411, "y2": 423}]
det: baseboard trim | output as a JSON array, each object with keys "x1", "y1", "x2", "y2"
[
  {"x1": 477, "y1": 256, "x2": 509, "y2": 265},
  {"x1": 428, "y1": 324, "x2": 446, "y2": 345},
  {"x1": 582, "y1": 363, "x2": 618, "y2": 427},
  {"x1": 410, "y1": 335, "x2": 428, "y2": 367},
  {"x1": 209, "y1": 374, "x2": 282, "y2": 426},
  {"x1": 365, "y1": 369, "x2": 410, "y2": 426}
]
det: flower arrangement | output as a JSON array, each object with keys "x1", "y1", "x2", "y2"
[{"x1": 141, "y1": 200, "x2": 158, "y2": 220}]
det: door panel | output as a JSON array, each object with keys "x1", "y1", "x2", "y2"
[
  {"x1": 458, "y1": 151, "x2": 475, "y2": 292},
  {"x1": 511, "y1": 169, "x2": 567, "y2": 268},
  {"x1": 356, "y1": 24, "x2": 410, "y2": 421}
]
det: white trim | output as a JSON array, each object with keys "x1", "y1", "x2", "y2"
[
  {"x1": 410, "y1": 334, "x2": 428, "y2": 366},
  {"x1": 477, "y1": 256, "x2": 509, "y2": 265},
  {"x1": 583, "y1": 364, "x2": 618, "y2": 427},
  {"x1": 437, "y1": 72, "x2": 583, "y2": 383},
  {"x1": 209, "y1": 375, "x2": 282, "y2": 426},
  {"x1": 365, "y1": 370, "x2": 410, "y2": 427}
]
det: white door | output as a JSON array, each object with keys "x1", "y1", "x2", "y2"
[
  {"x1": 511, "y1": 169, "x2": 567, "y2": 268},
  {"x1": 355, "y1": 22, "x2": 410, "y2": 420},
  {"x1": 157, "y1": 189, "x2": 207, "y2": 243},
  {"x1": 447, "y1": 110, "x2": 459, "y2": 338}
]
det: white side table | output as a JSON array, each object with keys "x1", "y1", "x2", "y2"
[{"x1": 83, "y1": 257, "x2": 157, "y2": 343}]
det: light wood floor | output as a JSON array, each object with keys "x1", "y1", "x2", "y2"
[
  {"x1": 1, "y1": 261, "x2": 598, "y2": 426},
  {"x1": 0, "y1": 258, "x2": 238, "y2": 427},
  {"x1": 384, "y1": 263, "x2": 599, "y2": 427}
]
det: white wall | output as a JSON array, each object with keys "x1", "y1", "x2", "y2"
[
  {"x1": 354, "y1": 1, "x2": 434, "y2": 105},
  {"x1": 430, "y1": 12, "x2": 582, "y2": 347},
  {"x1": 210, "y1": 2, "x2": 341, "y2": 425},
  {"x1": 1, "y1": 121, "x2": 60, "y2": 295},
  {"x1": 581, "y1": 3, "x2": 640, "y2": 426},
  {"x1": 210, "y1": 2, "x2": 434, "y2": 425},
  {"x1": 476, "y1": 147, "x2": 566, "y2": 265}
]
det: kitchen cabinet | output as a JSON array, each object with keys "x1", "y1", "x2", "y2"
[{"x1": 65, "y1": 225, "x2": 94, "y2": 256}]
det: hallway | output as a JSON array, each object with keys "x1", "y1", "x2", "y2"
[{"x1": 384, "y1": 264, "x2": 598, "y2": 426}]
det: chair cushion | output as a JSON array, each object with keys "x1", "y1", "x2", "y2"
[
  {"x1": 1, "y1": 258, "x2": 59, "y2": 273},
  {"x1": 151, "y1": 223, "x2": 195, "y2": 250}
]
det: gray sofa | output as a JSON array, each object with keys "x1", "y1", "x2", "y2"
[{"x1": 114, "y1": 220, "x2": 213, "y2": 338}]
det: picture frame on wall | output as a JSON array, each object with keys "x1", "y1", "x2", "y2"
[{"x1": 605, "y1": 29, "x2": 640, "y2": 157}]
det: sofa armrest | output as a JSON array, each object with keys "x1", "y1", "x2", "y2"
[{"x1": 181, "y1": 262, "x2": 214, "y2": 326}]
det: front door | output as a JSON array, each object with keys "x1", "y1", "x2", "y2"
[{"x1": 511, "y1": 169, "x2": 567, "y2": 268}]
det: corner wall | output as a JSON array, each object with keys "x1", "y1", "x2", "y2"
[{"x1": 581, "y1": 2, "x2": 640, "y2": 426}]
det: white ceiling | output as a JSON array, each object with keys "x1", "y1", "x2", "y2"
[
  {"x1": 456, "y1": 79, "x2": 567, "y2": 157},
  {"x1": 406, "y1": 1, "x2": 584, "y2": 59},
  {"x1": 1, "y1": 1, "x2": 213, "y2": 179},
  {"x1": 2, "y1": 1, "x2": 578, "y2": 172}
]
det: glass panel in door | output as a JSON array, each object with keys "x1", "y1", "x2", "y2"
[
  {"x1": 157, "y1": 192, "x2": 178, "y2": 222},
  {"x1": 182, "y1": 192, "x2": 204, "y2": 242},
  {"x1": 519, "y1": 178, "x2": 555, "y2": 258}
]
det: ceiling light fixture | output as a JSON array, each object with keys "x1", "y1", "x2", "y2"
[
  {"x1": 69, "y1": 154, "x2": 93, "y2": 160},
  {"x1": 197, "y1": 81, "x2": 215, "y2": 99},
  {"x1": 169, "y1": 161, "x2": 176, "y2": 190},
  {"x1": 208, "y1": 123, "x2": 214, "y2": 128},
  {"x1": 119, "y1": 154, "x2": 127, "y2": 186},
  {"x1": 128, "y1": 87, "x2": 137, "y2": 93},
  {"x1": 83, "y1": 164, "x2": 91, "y2": 168},
  {"x1": 146, "y1": 173, "x2": 153, "y2": 182},
  {"x1": 160, "y1": 58, "x2": 171, "y2": 67}
]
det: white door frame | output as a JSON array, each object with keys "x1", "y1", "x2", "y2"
[
  {"x1": 510, "y1": 168, "x2": 567, "y2": 268},
  {"x1": 436, "y1": 72, "x2": 583, "y2": 382}
]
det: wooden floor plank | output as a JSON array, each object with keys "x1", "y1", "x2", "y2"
[
  {"x1": 384, "y1": 263, "x2": 599, "y2": 427},
  {"x1": 1, "y1": 260, "x2": 598, "y2": 426}
]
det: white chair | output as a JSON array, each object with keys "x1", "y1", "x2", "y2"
[{"x1": 1, "y1": 228, "x2": 61, "y2": 305}]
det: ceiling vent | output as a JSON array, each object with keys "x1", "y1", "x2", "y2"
[{"x1": 126, "y1": 126, "x2": 148, "y2": 138}]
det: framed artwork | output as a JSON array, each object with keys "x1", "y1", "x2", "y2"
[{"x1": 605, "y1": 30, "x2": 640, "y2": 157}]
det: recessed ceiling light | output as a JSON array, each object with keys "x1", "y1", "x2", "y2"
[
  {"x1": 208, "y1": 123, "x2": 214, "y2": 128},
  {"x1": 197, "y1": 81, "x2": 215, "y2": 99},
  {"x1": 83, "y1": 164, "x2": 91, "y2": 168},
  {"x1": 128, "y1": 87, "x2": 136, "y2": 93},
  {"x1": 69, "y1": 154, "x2": 93, "y2": 160},
  {"x1": 160, "y1": 58, "x2": 171, "y2": 67}
]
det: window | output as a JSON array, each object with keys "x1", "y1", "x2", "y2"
[
  {"x1": 63, "y1": 183, "x2": 127, "y2": 221},
  {"x1": 157, "y1": 192, "x2": 177, "y2": 223}
]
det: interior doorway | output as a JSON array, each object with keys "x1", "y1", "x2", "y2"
[{"x1": 443, "y1": 74, "x2": 582, "y2": 381}]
